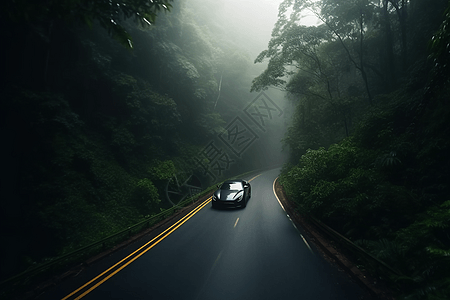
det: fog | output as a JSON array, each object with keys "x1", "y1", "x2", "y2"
[
  {"x1": 188, "y1": 0, "x2": 317, "y2": 181},
  {"x1": 181, "y1": 0, "x2": 293, "y2": 182},
  {"x1": 3, "y1": 1, "x2": 449, "y2": 293},
  {"x1": 213, "y1": 0, "x2": 281, "y2": 58},
  {"x1": 193, "y1": 0, "x2": 320, "y2": 57}
]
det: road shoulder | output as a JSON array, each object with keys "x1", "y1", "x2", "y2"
[{"x1": 273, "y1": 177, "x2": 396, "y2": 300}]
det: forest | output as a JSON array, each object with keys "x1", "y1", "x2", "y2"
[
  {"x1": 1, "y1": 0, "x2": 449, "y2": 299},
  {"x1": 254, "y1": 0, "x2": 450, "y2": 299},
  {"x1": 1, "y1": 0, "x2": 288, "y2": 289}
]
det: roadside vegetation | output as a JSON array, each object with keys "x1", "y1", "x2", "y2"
[
  {"x1": 1, "y1": 0, "x2": 261, "y2": 284},
  {"x1": 2, "y1": 0, "x2": 449, "y2": 299},
  {"x1": 253, "y1": 0, "x2": 450, "y2": 298}
]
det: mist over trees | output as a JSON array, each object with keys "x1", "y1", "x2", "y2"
[
  {"x1": 0, "y1": 0, "x2": 288, "y2": 287},
  {"x1": 253, "y1": 0, "x2": 450, "y2": 298},
  {"x1": 2, "y1": 0, "x2": 449, "y2": 299},
  {"x1": 253, "y1": 0, "x2": 448, "y2": 153}
]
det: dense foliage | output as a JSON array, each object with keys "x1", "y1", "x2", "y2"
[
  {"x1": 0, "y1": 0, "x2": 256, "y2": 283},
  {"x1": 258, "y1": 0, "x2": 450, "y2": 298},
  {"x1": 4, "y1": 0, "x2": 174, "y2": 48}
]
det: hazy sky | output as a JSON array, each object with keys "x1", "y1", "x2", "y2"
[{"x1": 216, "y1": 0, "x2": 320, "y2": 58}]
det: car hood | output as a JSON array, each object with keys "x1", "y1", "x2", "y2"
[{"x1": 214, "y1": 189, "x2": 243, "y2": 201}]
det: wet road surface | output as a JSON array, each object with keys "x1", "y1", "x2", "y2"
[{"x1": 43, "y1": 168, "x2": 368, "y2": 300}]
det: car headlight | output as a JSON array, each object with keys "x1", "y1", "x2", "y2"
[
  {"x1": 212, "y1": 195, "x2": 218, "y2": 201},
  {"x1": 236, "y1": 194, "x2": 243, "y2": 202}
]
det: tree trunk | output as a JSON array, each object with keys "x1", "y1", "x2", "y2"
[
  {"x1": 383, "y1": 0, "x2": 396, "y2": 90},
  {"x1": 359, "y1": 12, "x2": 373, "y2": 105},
  {"x1": 389, "y1": 0, "x2": 408, "y2": 73}
]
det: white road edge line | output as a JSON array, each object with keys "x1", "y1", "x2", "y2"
[
  {"x1": 273, "y1": 176, "x2": 313, "y2": 254},
  {"x1": 273, "y1": 177, "x2": 286, "y2": 212}
]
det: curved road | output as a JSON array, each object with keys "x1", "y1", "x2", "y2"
[{"x1": 43, "y1": 168, "x2": 368, "y2": 300}]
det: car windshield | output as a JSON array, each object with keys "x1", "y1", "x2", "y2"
[{"x1": 221, "y1": 182, "x2": 242, "y2": 190}]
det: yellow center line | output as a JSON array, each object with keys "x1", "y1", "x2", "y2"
[
  {"x1": 63, "y1": 197, "x2": 212, "y2": 300},
  {"x1": 248, "y1": 173, "x2": 261, "y2": 182},
  {"x1": 64, "y1": 174, "x2": 261, "y2": 299}
]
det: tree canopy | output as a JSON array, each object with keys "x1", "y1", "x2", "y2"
[
  {"x1": 271, "y1": 0, "x2": 450, "y2": 298},
  {"x1": 0, "y1": 0, "x2": 259, "y2": 292},
  {"x1": 3, "y1": 0, "x2": 173, "y2": 48}
]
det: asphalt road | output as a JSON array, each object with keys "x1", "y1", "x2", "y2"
[{"x1": 43, "y1": 168, "x2": 368, "y2": 300}]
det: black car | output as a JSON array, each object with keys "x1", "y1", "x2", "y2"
[{"x1": 212, "y1": 179, "x2": 251, "y2": 209}]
